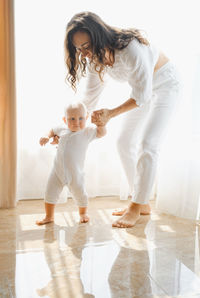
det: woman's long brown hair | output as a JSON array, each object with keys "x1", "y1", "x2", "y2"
[{"x1": 64, "y1": 11, "x2": 149, "y2": 90}]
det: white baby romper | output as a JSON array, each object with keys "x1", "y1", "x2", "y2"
[{"x1": 45, "y1": 124, "x2": 97, "y2": 207}]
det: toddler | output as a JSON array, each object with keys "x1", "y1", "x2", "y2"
[{"x1": 36, "y1": 102, "x2": 106, "y2": 225}]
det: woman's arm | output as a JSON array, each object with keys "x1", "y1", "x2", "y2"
[
  {"x1": 92, "y1": 98, "x2": 138, "y2": 126},
  {"x1": 109, "y1": 98, "x2": 138, "y2": 118},
  {"x1": 82, "y1": 63, "x2": 106, "y2": 113}
]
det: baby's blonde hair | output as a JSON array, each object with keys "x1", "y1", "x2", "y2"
[{"x1": 64, "y1": 101, "x2": 87, "y2": 117}]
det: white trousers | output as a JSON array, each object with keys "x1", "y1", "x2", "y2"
[
  {"x1": 117, "y1": 61, "x2": 180, "y2": 204},
  {"x1": 44, "y1": 169, "x2": 88, "y2": 207}
]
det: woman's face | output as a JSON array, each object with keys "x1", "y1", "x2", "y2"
[{"x1": 72, "y1": 31, "x2": 93, "y2": 59}]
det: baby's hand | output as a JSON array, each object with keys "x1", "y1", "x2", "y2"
[
  {"x1": 50, "y1": 135, "x2": 60, "y2": 145},
  {"x1": 39, "y1": 137, "x2": 49, "y2": 146}
]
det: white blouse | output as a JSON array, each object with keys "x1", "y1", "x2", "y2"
[{"x1": 82, "y1": 39, "x2": 159, "y2": 110}]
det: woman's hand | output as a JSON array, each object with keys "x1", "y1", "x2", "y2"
[{"x1": 91, "y1": 109, "x2": 111, "y2": 126}]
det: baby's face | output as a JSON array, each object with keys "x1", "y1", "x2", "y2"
[{"x1": 66, "y1": 107, "x2": 87, "y2": 132}]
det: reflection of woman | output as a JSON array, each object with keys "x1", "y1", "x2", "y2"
[
  {"x1": 64, "y1": 11, "x2": 180, "y2": 228},
  {"x1": 108, "y1": 246, "x2": 152, "y2": 296}
]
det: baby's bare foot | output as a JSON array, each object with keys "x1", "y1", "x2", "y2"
[
  {"x1": 36, "y1": 217, "x2": 54, "y2": 225},
  {"x1": 79, "y1": 214, "x2": 89, "y2": 223}
]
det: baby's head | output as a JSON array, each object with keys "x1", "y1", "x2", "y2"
[{"x1": 63, "y1": 102, "x2": 88, "y2": 132}]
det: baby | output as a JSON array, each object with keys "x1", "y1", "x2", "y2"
[{"x1": 36, "y1": 101, "x2": 106, "y2": 225}]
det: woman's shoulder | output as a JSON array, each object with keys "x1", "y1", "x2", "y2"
[
  {"x1": 119, "y1": 39, "x2": 158, "y2": 64},
  {"x1": 113, "y1": 39, "x2": 142, "y2": 67},
  {"x1": 126, "y1": 39, "x2": 148, "y2": 54},
  {"x1": 115, "y1": 39, "x2": 144, "y2": 59}
]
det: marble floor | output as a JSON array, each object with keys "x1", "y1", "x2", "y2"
[{"x1": 0, "y1": 197, "x2": 200, "y2": 298}]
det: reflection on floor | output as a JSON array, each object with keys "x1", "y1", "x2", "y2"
[{"x1": 0, "y1": 197, "x2": 200, "y2": 298}]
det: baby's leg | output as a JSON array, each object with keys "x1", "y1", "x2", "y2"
[
  {"x1": 36, "y1": 169, "x2": 63, "y2": 225},
  {"x1": 68, "y1": 177, "x2": 89, "y2": 223},
  {"x1": 79, "y1": 206, "x2": 89, "y2": 223},
  {"x1": 36, "y1": 202, "x2": 55, "y2": 225}
]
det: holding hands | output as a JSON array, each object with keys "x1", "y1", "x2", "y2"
[
  {"x1": 39, "y1": 107, "x2": 111, "y2": 146},
  {"x1": 92, "y1": 109, "x2": 112, "y2": 126}
]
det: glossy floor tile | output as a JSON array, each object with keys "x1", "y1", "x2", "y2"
[{"x1": 0, "y1": 197, "x2": 200, "y2": 297}]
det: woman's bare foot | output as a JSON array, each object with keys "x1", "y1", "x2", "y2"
[
  {"x1": 140, "y1": 204, "x2": 151, "y2": 215},
  {"x1": 112, "y1": 204, "x2": 151, "y2": 216},
  {"x1": 36, "y1": 217, "x2": 54, "y2": 225},
  {"x1": 79, "y1": 214, "x2": 89, "y2": 223},
  {"x1": 112, "y1": 203, "x2": 141, "y2": 228},
  {"x1": 112, "y1": 208, "x2": 127, "y2": 216}
]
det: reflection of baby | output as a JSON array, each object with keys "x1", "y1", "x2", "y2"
[
  {"x1": 36, "y1": 102, "x2": 106, "y2": 225},
  {"x1": 36, "y1": 225, "x2": 95, "y2": 297}
]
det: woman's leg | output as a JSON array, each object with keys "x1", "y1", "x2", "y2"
[
  {"x1": 117, "y1": 105, "x2": 149, "y2": 192},
  {"x1": 113, "y1": 105, "x2": 152, "y2": 216},
  {"x1": 113, "y1": 84, "x2": 180, "y2": 228}
]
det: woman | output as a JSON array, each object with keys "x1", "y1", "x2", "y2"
[{"x1": 64, "y1": 11, "x2": 180, "y2": 228}]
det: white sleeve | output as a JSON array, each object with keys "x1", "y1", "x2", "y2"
[
  {"x1": 82, "y1": 63, "x2": 106, "y2": 113},
  {"x1": 52, "y1": 124, "x2": 68, "y2": 136},
  {"x1": 125, "y1": 40, "x2": 158, "y2": 107},
  {"x1": 85, "y1": 126, "x2": 97, "y2": 142}
]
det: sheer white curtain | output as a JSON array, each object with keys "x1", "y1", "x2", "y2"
[
  {"x1": 15, "y1": 0, "x2": 200, "y2": 219},
  {"x1": 156, "y1": 54, "x2": 200, "y2": 220},
  {"x1": 154, "y1": 2, "x2": 200, "y2": 220}
]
